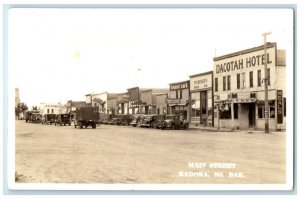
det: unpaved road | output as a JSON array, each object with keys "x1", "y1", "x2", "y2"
[{"x1": 15, "y1": 120, "x2": 286, "y2": 184}]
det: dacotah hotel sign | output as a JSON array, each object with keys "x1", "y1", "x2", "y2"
[
  {"x1": 215, "y1": 53, "x2": 272, "y2": 74},
  {"x1": 214, "y1": 43, "x2": 276, "y2": 75}
]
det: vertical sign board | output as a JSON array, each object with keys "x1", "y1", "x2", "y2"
[{"x1": 277, "y1": 90, "x2": 283, "y2": 124}]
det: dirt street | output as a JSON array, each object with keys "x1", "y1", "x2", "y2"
[{"x1": 15, "y1": 120, "x2": 286, "y2": 184}]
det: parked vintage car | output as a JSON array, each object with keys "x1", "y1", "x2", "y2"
[
  {"x1": 140, "y1": 114, "x2": 165, "y2": 128},
  {"x1": 107, "y1": 117, "x2": 122, "y2": 125},
  {"x1": 24, "y1": 110, "x2": 40, "y2": 122},
  {"x1": 159, "y1": 114, "x2": 189, "y2": 130},
  {"x1": 55, "y1": 113, "x2": 71, "y2": 126},
  {"x1": 150, "y1": 115, "x2": 167, "y2": 129},
  {"x1": 120, "y1": 114, "x2": 134, "y2": 126},
  {"x1": 42, "y1": 113, "x2": 56, "y2": 125},
  {"x1": 31, "y1": 113, "x2": 42, "y2": 123},
  {"x1": 130, "y1": 114, "x2": 145, "y2": 127}
]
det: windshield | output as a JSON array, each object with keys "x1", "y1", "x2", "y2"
[{"x1": 166, "y1": 116, "x2": 175, "y2": 120}]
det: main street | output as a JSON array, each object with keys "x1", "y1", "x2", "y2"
[{"x1": 15, "y1": 120, "x2": 286, "y2": 184}]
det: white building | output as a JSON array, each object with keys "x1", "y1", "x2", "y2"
[
  {"x1": 213, "y1": 42, "x2": 286, "y2": 131},
  {"x1": 38, "y1": 103, "x2": 63, "y2": 115}
]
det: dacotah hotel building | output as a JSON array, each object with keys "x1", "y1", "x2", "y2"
[{"x1": 213, "y1": 42, "x2": 286, "y2": 131}]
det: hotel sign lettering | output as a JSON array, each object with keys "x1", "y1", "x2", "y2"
[
  {"x1": 277, "y1": 90, "x2": 283, "y2": 124},
  {"x1": 170, "y1": 82, "x2": 189, "y2": 91},
  {"x1": 215, "y1": 53, "x2": 272, "y2": 74}
]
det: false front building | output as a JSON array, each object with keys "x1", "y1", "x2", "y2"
[{"x1": 213, "y1": 42, "x2": 286, "y2": 131}]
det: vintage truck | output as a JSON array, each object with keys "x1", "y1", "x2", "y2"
[{"x1": 74, "y1": 106, "x2": 99, "y2": 129}]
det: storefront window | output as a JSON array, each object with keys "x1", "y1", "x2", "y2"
[
  {"x1": 257, "y1": 103, "x2": 275, "y2": 118},
  {"x1": 191, "y1": 93, "x2": 200, "y2": 117},
  {"x1": 219, "y1": 104, "x2": 231, "y2": 119},
  {"x1": 234, "y1": 104, "x2": 238, "y2": 119}
]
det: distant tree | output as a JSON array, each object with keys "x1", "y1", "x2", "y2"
[
  {"x1": 32, "y1": 106, "x2": 38, "y2": 111},
  {"x1": 15, "y1": 102, "x2": 28, "y2": 118}
]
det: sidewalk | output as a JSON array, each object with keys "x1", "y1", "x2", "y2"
[{"x1": 188, "y1": 124, "x2": 284, "y2": 134}]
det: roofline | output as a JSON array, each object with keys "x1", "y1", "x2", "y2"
[
  {"x1": 169, "y1": 80, "x2": 189, "y2": 85},
  {"x1": 189, "y1": 70, "x2": 213, "y2": 78},
  {"x1": 213, "y1": 42, "x2": 277, "y2": 61}
]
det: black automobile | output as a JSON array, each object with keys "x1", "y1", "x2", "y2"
[
  {"x1": 159, "y1": 115, "x2": 189, "y2": 130},
  {"x1": 55, "y1": 113, "x2": 71, "y2": 126},
  {"x1": 107, "y1": 117, "x2": 122, "y2": 125},
  {"x1": 140, "y1": 114, "x2": 165, "y2": 128},
  {"x1": 42, "y1": 113, "x2": 56, "y2": 125},
  {"x1": 120, "y1": 114, "x2": 134, "y2": 126},
  {"x1": 31, "y1": 113, "x2": 42, "y2": 124},
  {"x1": 130, "y1": 114, "x2": 145, "y2": 127}
]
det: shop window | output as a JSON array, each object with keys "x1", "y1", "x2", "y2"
[
  {"x1": 267, "y1": 68, "x2": 271, "y2": 86},
  {"x1": 237, "y1": 74, "x2": 240, "y2": 89},
  {"x1": 215, "y1": 78, "x2": 218, "y2": 92},
  {"x1": 270, "y1": 106, "x2": 275, "y2": 118},
  {"x1": 227, "y1": 75, "x2": 231, "y2": 91},
  {"x1": 249, "y1": 71, "x2": 253, "y2": 88},
  {"x1": 191, "y1": 93, "x2": 200, "y2": 117},
  {"x1": 223, "y1": 76, "x2": 226, "y2": 91},
  {"x1": 284, "y1": 98, "x2": 286, "y2": 116},
  {"x1": 257, "y1": 104, "x2": 275, "y2": 118},
  {"x1": 219, "y1": 104, "x2": 231, "y2": 119},
  {"x1": 234, "y1": 104, "x2": 238, "y2": 119},
  {"x1": 257, "y1": 70, "x2": 262, "y2": 87},
  {"x1": 241, "y1": 72, "x2": 246, "y2": 88},
  {"x1": 258, "y1": 106, "x2": 264, "y2": 118}
]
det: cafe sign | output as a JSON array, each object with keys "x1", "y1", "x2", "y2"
[
  {"x1": 170, "y1": 81, "x2": 189, "y2": 91},
  {"x1": 165, "y1": 98, "x2": 181, "y2": 104}
]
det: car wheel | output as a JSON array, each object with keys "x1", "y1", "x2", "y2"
[
  {"x1": 171, "y1": 123, "x2": 175, "y2": 130},
  {"x1": 78, "y1": 122, "x2": 83, "y2": 129}
]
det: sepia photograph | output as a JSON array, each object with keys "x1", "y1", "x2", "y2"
[{"x1": 4, "y1": 2, "x2": 295, "y2": 193}]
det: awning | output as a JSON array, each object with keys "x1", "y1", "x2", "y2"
[{"x1": 168, "y1": 103, "x2": 187, "y2": 106}]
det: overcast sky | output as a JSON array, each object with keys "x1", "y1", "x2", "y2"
[{"x1": 8, "y1": 8, "x2": 293, "y2": 108}]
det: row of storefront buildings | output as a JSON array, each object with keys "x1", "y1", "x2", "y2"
[{"x1": 39, "y1": 42, "x2": 286, "y2": 131}]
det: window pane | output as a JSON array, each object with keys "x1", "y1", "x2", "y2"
[
  {"x1": 234, "y1": 103, "x2": 238, "y2": 119},
  {"x1": 258, "y1": 70, "x2": 261, "y2": 87},
  {"x1": 223, "y1": 76, "x2": 226, "y2": 91},
  {"x1": 249, "y1": 71, "x2": 253, "y2": 87},
  {"x1": 227, "y1": 76, "x2": 231, "y2": 91},
  {"x1": 237, "y1": 74, "x2": 240, "y2": 89},
  {"x1": 258, "y1": 106, "x2": 264, "y2": 118},
  {"x1": 215, "y1": 78, "x2": 218, "y2": 92},
  {"x1": 270, "y1": 106, "x2": 275, "y2": 118}
]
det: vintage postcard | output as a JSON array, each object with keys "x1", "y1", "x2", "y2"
[{"x1": 4, "y1": 3, "x2": 295, "y2": 193}]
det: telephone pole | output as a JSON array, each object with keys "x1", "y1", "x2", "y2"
[{"x1": 262, "y1": 32, "x2": 271, "y2": 133}]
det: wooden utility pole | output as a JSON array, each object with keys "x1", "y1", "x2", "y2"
[{"x1": 262, "y1": 32, "x2": 271, "y2": 133}]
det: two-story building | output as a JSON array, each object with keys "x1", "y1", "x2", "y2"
[
  {"x1": 213, "y1": 42, "x2": 286, "y2": 130},
  {"x1": 166, "y1": 80, "x2": 190, "y2": 121},
  {"x1": 189, "y1": 71, "x2": 214, "y2": 127}
]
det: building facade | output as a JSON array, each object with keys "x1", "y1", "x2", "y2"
[
  {"x1": 166, "y1": 80, "x2": 190, "y2": 121},
  {"x1": 213, "y1": 42, "x2": 286, "y2": 130},
  {"x1": 140, "y1": 89, "x2": 169, "y2": 115},
  {"x1": 38, "y1": 103, "x2": 63, "y2": 115},
  {"x1": 155, "y1": 93, "x2": 168, "y2": 115},
  {"x1": 189, "y1": 71, "x2": 214, "y2": 127}
]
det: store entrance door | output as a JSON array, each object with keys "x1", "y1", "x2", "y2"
[
  {"x1": 200, "y1": 91, "x2": 207, "y2": 125},
  {"x1": 248, "y1": 103, "x2": 256, "y2": 127}
]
